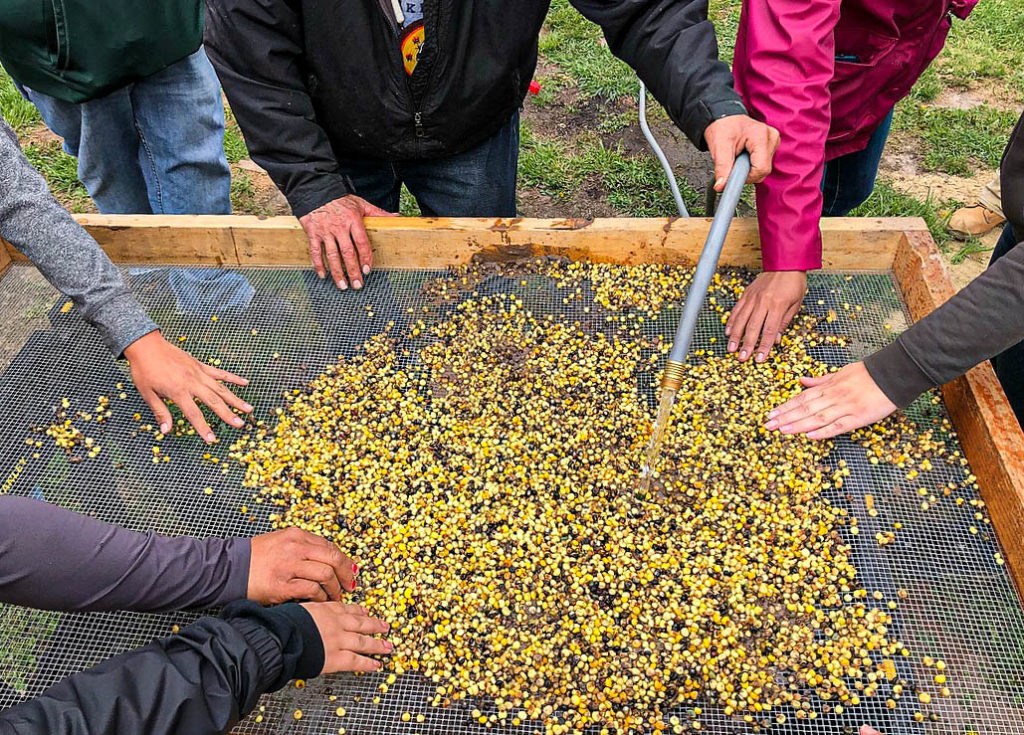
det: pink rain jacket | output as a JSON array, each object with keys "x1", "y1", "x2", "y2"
[{"x1": 733, "y1": 0, "x2": 977, "y2": 271}]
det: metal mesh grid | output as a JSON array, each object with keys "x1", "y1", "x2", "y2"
[{"x1": 0, "y1": 262, "x2": 1022, "y2": 735}]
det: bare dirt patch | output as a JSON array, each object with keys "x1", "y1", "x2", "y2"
[
  {"x1": 879, "y1": 131, "x2": 993, "y2": 204},
  {"x1": 235, "y1": 159, "x2": 291, "y2": 216}
]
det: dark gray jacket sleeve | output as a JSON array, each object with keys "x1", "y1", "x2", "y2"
[
  {"x1": 203, "y1": 1, "x2": 352, "y2": 218},
  {"x1": 0, "y1": 118, "x2": 158, "y2": 356},
  {"x1": 0, "y1": 601, "x2": 325, "y2": 735},
  {"x1": 0, "y1": 496, "x2": 250, "y2": 612},
  {"x1": 864, "y1": 239, "x2": 1024, "y2": 408},
  {"x1": 570, "y1": 0, "x2": 746, "y2": 148}
]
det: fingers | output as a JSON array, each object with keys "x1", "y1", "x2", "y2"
[
  {"x1": 322, "y1": 232, "x2": 349, "y2": 290},
  {"x1": 335, "y1": 631, "x2": 394, "y2": 655},
  {"x1": 738, "y1": 304, "x2": 766, "y2": 362},
  {"x1": 308, "y1": 236, "x2": 327, "y2": 280},
  {"x1": 775, "y1": 405, "x2": 841, "y2": 435},
  {"x1": 195, "y1": 386, "x2": 245, "y2": 429},
  {"x1": 213, "y1": 383, "x2": 254, "y2": 415},
  {"x1": 295, "y1": 560, "x2": 343, "y2": 601},
  {"x1": 800, "y1": 374, "x2": 833, "y2": 388},
  {"x1": 745, "y1": 127, "x2": 777, "y2": 184},
  {"x1": 725, "y1": 297, "x2": 753, "y2": 352},
  {"x1": 348, "y1": 216, "x2": 374, "y2": 281},
  {"x1": 710, "y1": 141, "x2": 735, "y2": 192},
  {"x1": 178, "y1": 396, "x2": 216, "y2": 443},
  {"x1": 304, "y1": 539, "x2": 356, "y2": 591},
  {"x1": 337, "y1": 230, "x2": 364, "y2": 290},
  {"x1": 201, "y1": 363, "x2": 250, "y2": 388},
  {"x1": 782, "y1": 300, "x2": 801, "y2": 329},
  {"x1": 745, "y1": 133, "x2": 770, "y2": 185},
  {"x1": 754, "y1": 305, "x2": 783, "y2": 363},
  {"x1": 806, "y1": 416, "x2": 852, "y2": 440},
  {"x1": 290, "y1": 579, "x2": 330, "y2": 602},
  {"x1": 139, "y1": 387, "x2": 173, "y2": 435},
  {"x1": 329, "y1": 650, "x2": 386, "y2": 673}
]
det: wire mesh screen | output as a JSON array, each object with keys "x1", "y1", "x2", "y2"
[{"x1": 0, "y1": 261, "x2": 1022, "y2": 735}]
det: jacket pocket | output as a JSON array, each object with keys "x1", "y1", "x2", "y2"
[
  {"x1": 44, "y1": 0, "x2": 71, "y2": 71},
  {"x1": 832, "y1": 27, "x2": 899, "y2": 70}
]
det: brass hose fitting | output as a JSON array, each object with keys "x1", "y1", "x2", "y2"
[{"x1": 660, "y1": 359, "x2": 685, "y2": 391}]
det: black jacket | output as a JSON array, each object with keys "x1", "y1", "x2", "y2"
[
  {"x1": 0, "y1": 602, "x2": 323, "y2": 735},
  {"x1": 204, "y1": 0, "x2": 746, "y2": 218}
]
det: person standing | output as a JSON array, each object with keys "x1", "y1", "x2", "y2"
[
  {"x1": 724, "y1": 0, "x2": 977, "y2": 363},
  {"x1": 0, "y1": 0, "x2": 231, "y2": 216},
  {"x1": 204, "y1": 0, "x2": 780, "y2": 292}
]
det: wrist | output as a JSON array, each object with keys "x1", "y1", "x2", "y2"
[{"x1": 123, "y1": 329, "x2": 164, "y2": 361}]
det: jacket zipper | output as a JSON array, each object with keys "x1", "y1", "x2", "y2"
[{"x1": 374, "y1": 0, "x2": 425, "y2": 140}]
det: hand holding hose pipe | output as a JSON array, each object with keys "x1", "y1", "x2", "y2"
[
  {"x1": 662, "y1": 151, "x2": 753, "y2": 390},
  {"x1": 704, "y1": 115, "x2": 780, "y2": 191}
]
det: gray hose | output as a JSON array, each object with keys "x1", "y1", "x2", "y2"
[
  {"x1": 638, "y1": 81, "x2": 689, "y2": 219},
  {"x1": 667, "y1": 152, "x2": 751, "y2": 364}
]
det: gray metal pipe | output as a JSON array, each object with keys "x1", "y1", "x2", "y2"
[
  {"x1": 638, "y1": 81, "x2": 689, "y2": 219},
  {"x1": 667, "y1": 152, "x2": 751, "y2": 366}
]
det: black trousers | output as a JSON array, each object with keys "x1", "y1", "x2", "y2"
[{"x1": 990, "y1": 109, "x2": 1024, "y2": 427}]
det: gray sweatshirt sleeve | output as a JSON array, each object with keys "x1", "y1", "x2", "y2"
[
  {"x1": 0, "y1": 496, "x2": 251, "y2": 612},
  {"x1": 0, "y1": 118, "x2": 157, "y2": 356},
  {"x1": 864, "y1": 239, "x2": 1024, "y2": 408}
]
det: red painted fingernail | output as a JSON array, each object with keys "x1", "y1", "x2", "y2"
[
  {"x1": 351, "y1": 579, "x2": 358, "y2": 591},
  {"x1": 353, "y1": 564, "x2": 359, "y2": 576}
]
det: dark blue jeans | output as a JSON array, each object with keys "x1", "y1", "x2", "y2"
[
  {"x1": 338, "y1": 112, "x2": 519, "y2": 216},
  {"x1": 821, "y1": 109, "x2": 895, "y2": 216}
]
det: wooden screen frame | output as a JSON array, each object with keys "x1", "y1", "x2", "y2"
[{"x1": 3, "y1": 215, "x2": 1023, "y2": 597}]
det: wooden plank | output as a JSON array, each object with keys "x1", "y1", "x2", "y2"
[
  {"x1": 0, "y1": 214, "x2": 922, "y2": 270},
  {"x1": 894, "y1": 230, "x2": 1024, "y2": 599},
  {"x1": 0, "y1": 238, "x2": 11, "y2": 277}
]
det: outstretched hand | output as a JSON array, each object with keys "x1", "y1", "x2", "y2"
[
  {"x1": 301, "y1": 602, "x2": 393, "y2": 674},
  {"x1": 249, "y1": 528, "x2": 357, "y2": 604},
  {"x1": 764, "y1": 362, "x2": 897, "y2": 439},
  {"x1": 726, "y1": 271, "x2": 806, "y2": 362},
  {"x1": 124, "y1": 331, "x2": 252, "y2": 443},
  {"x1": 299, "y1": 194, "x2": 399, "y2": 291}
]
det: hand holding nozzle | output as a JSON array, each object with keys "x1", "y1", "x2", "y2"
[{"x1": 661, "y1": 152, "x2": 752, "y2": 391}]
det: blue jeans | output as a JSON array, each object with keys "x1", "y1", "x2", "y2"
[
  {"x1": 821, "y1": 109, "x2": 894, "y2": 216},
  {"x1": 339, "y1": 112, "x2": 519, "y2": 216},
  {"x1": 24, "y1": 48, "x2": 231, "y2": 215}
]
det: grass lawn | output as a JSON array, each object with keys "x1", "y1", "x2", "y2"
[{"x1": 1, "y1": 0, "x2": 1021, "y2": 278}]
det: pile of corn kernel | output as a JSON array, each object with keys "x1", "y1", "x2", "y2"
[{"x1": 230, "y1": 262, "x2": 958, "y2": 733}]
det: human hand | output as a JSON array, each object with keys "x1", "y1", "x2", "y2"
[
  {"x1": 124, "y1": 330, "x2": 252, "y2": 443},
  {"x1": 703, "y1": 114, "x2": 780, "y2": 191},
  {"x1": 725, "y1": 271, "x2": 806, "y2": 362},
  {"x1": 764, "y1": 362, "x2": 897, "y2": 439},
  {"x1": 249, "y1": 528, "x2": 357, "y2": 604},
  {"x1": 298, "y1": 195, "x2": 399, "y2": 290},
  {"x1": 300, "y1": 602, "x2": 393, "y2": 673}
]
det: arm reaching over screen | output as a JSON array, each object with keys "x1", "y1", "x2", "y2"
[
  {"x1": 0, "y1": 497, "x2": 357, "y2": 611},
  {"x1": 0, "y1": 116, "x2": 252, "y2": 441},
  {"x1": 0, "y1": 601, "x2": 391, "y2": 735},
  {"x1": 765, "y1": 238, "x2": 1024, "y2": 439}
]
